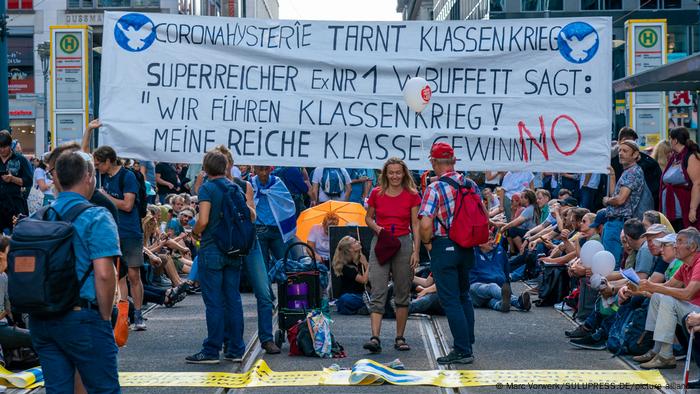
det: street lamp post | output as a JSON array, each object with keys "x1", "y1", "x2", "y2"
[{"x1": 37, "y1": 42, "x2": 50, "y2": 152}]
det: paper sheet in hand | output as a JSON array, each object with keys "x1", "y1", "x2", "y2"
[{"x1": 621, "y1": 268, "x2": 640, "y2": 289}]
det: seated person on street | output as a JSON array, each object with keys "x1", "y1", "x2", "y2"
[
  {"x1": 471, "y1": 236, "x2": 531, "y2": 313},
  {"x1": 332, "y1": 236, "x2": 369, "y2": 315},
  {"x1": 495, "y1": 190, "x2": 541, "y2": 254},
  {"x1": 167, "y1": 209, "x2": 195, "y2": 237},
  {"x1": 0, "y1": 236, "x2": 32, "y2": 350},
  {"x1": 633, "y1": 228, "x2": 700, "y2": 369},
  {"x1": 567, "y1": 221, "x2": 656, "y2": 350},
  {"x1": 482, "y1": 187, "x2": 502, "y2": 218},
  {"x1": 540, "y1": 208, "x2": 589, "y2": 266},
  {"x1": 307, "y1": 212, "x2": 340, "y2": 264},
  {"x1": 616, "y1": 231, "x2": 682, "y2": 311},
  {"x1": 409, "y1": 273, "x2": 444, "y2": 315}
]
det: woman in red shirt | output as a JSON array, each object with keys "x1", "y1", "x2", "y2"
[{"x1": 363, "y1": 158, "x2": 421, "y2": 353}]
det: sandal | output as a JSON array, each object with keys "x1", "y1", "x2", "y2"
[
  {"x1": 362, "y1": 336, "x2": 382, "y2": 354},
  {"x1": 394, "y1": 336, "x2": 410, "y2": 351}
]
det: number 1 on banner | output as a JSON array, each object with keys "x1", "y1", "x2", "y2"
[{"x1": 362, "y1": 66, "x2": 377, "y2": 94}]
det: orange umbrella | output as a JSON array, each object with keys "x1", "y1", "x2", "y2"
[{"x1": 296, "y1": 201, "x2": 367, "y2": 243}]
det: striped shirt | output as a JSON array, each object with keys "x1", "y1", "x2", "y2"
[{"x1": 418, "y1": 171, "x2": 480, "y2": 237}]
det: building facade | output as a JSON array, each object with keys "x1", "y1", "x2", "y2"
[
  {"x1": 400, "y1": 0, "x2": 700, "y2": 137},
  {"x1": 6, "y1": 0, "x2": 278, "y2": 156},
  {"x1": 401, "y1": 0, "x2": 488, "y2": 20},
  {"x1": 489, "y1": 0, "x2": 700, "y2": 136}
]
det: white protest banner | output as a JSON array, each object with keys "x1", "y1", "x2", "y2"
[{"x1": 99, "y1": 12, "x2": 612, "y2": 172}]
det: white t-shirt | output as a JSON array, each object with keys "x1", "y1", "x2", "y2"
[
  {"x1": 307, "y1": 224, "x2": 330, "y2": 260},
  {"x1": 487, "y1": 195, "x2": 501, "y2": 211},
  {"x1": 580, "y1": 173, "x2": 601, "y2": 189},
  {"x1": 311, "y1": 167, "x2": 352, "y2": 202},
  {"x1": 231, "y1": 166, "x2": 242, "y2": 179},
  {"x1": 502, "y1": 172, "x2": 534, "y2": 199},
  {"x1": 33, "y1": 167, "x2": 54, "y2": 196}
]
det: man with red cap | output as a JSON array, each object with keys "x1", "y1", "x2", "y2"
[{"x1": 418, "y1": 141, "x2": 480, "y2": 364}]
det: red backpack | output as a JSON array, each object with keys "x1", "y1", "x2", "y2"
[{"x1": 436, "y1": 176, "x2": 489, "y2": 248}]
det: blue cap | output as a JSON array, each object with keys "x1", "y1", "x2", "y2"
[{"x1": 592, "y1": 210, "x2": 607, "y2": 228}]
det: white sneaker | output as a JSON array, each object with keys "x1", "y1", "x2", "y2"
[
  {"x1": 133, "y1": 317, "x2": 147, "y2": 331},
  {"x1": 554, "y1": 302, "x2": 573, "y2": 312}
]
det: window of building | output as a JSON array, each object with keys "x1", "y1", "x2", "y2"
[
  {"x1": 640, "y1": 0, "x2": 657, "y2": 9},
  {"x1": 522, "y1": 0, "x2": 563, "y2": 11},
  {"x1": 693, "y1": 25, "x2": 700, "y2": 54},
  {"x1": 667, "y1": 25, "x2": 688, "y2": 55},
  {"x1": 663, "y1": 0, "x2": 681, "y2": 8},
  {"x1": 490, "y1": 0, "x2": 505, "y2": 12},
  {"x1": 581, "y1": 0, "x2": 622, "y2": 9},
  {"x1": 7, "y1": 0, "x2": 33, "y2": 9}
]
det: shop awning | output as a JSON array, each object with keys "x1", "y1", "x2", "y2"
[{"x1": 613, "y1": 52, "x2": 700, "y2": 93}]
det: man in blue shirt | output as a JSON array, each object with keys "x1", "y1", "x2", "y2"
[
  {"x1": 29, "y1": 150, "x2": 121, "y2": 393},
  {"x1": 93, "y1": 146, "x2": 147, "y2": 330},
  {"x1": 187, "y1": 151, "x2": 247, "y2": 364},
  {"x1": 252, "y1": 166, "x2": 291, "y2": 270},
  {"x1": 472, "y1": 239, "x2": 531, "y2": 312}
]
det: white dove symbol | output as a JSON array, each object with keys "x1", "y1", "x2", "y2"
[
  {"x1": 562, "y1": 31, "x2": 597, "y2": 62},
  {"x1": 117, "y1": 22, "x2": 153, "y2": 50}
]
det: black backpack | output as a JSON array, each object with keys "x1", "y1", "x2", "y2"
[
  {"x1": 119, "y1": 168, "x2": 148, "y2": 219},
  {"x1": 8, "y1": 202, "x2": 95, "y2": 318},
  {"x1": 210, "y1": 180, "x2": 255, "y2": 258}
]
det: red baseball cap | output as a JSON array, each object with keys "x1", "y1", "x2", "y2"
[{"x1": 429, "y1": 142, "x2": 454, "y2": 159}]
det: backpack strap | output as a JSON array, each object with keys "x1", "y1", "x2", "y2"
[
  {"x1": 117, "y1": 168, "x2": 126, "y2": 195},
  {"x1": 62, "y1": 201, "x2": 97, "y2": 289},
  {"x1": 434, "y1": 176, "x2": 461, "y2": 233},
  {"x1": 62, "y1": 201, "x2": 95, "y2": 222}
]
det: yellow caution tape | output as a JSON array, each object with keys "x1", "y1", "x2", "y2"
[
  {"x1": 119, "y1": 359, "x2": 667, "y2": 388},
  {"x1": 0, "y1": 365, "x2": 43, "y2": 388}
]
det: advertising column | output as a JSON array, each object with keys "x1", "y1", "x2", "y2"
[
  {"x1": 49, "y1": 25, "x2": 92, "y2": 149},
  {"x1": 625, "y1": 19, "x2": 667, "y2": 148}
]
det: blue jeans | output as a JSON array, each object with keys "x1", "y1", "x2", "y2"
[
  {"x1": 336, "y1": 293, "x2": 365, "y2": 315},
  {"x1": 580, "y1": 186, "x2": 597, "y2": 211},
  {"x1": 430, "y1": 237, "x2": 475, "y2": 356},
  {"x1": 602, "y1": 219, "x2": 625, "y2": 270},
  {"x1": 256, "y1": 225, "x2": 286, "y2": 270},
  {"x1": 198, "y1": 249, "x2": 245, "y2": 357},
  {"x1": 244, "y1": 239, "x2": 274, "y2": 343},
  {"x1": 409, "y1": 293, "x2": 443, "y2": 315},
  {"x1": 470, "y1": 282, "x2": 519, "y2": 311},
  {"x1": 188, "y1": 256, "x2": 199, "y2": 281},
  {"x1": 30, "y1": 309, "x2": 120, "y2": 394}
]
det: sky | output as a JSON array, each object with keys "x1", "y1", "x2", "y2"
[{"x1": 278, "y1": 0, "x2": 403, "y2": 21}]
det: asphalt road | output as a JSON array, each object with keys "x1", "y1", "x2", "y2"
[{"x1": 25, "y1": 283, "x2": 686, "y2": 394}]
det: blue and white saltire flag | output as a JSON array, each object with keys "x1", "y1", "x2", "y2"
[{"x1": 253, "y1": 175, "x2": 297, "y2": 242}]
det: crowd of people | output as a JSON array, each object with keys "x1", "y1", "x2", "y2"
[{"x1": 0, "y1": 122, "x2": 699, "y2": 392}]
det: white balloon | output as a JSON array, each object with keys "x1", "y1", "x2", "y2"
[
  {"x1": 592, "y1": 250, "x2": 616, "y2": 276},
  {"x1": 580, "y1": 240, "x2": 604, "y2": 268},
  {"x1": 589, "y1": 273, "x2": 603, "y2": 289},
  {"x1": 402, "y1": 77, "x2": 431, "y2": 113}
]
